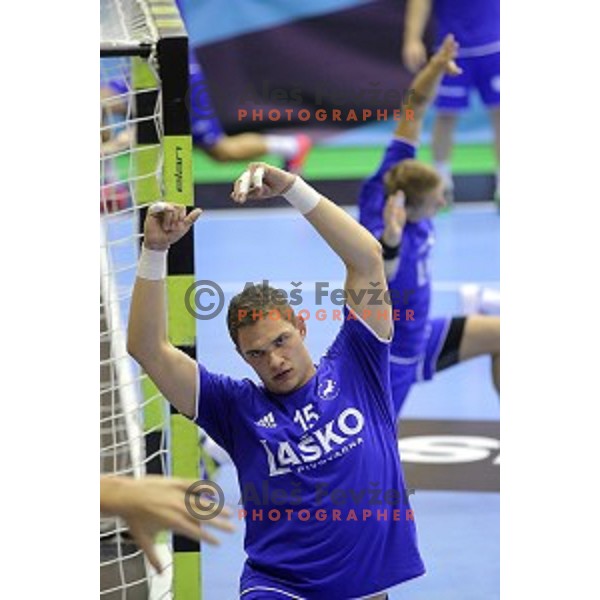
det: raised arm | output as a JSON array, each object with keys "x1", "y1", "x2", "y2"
[
  {"x1": 402, "y1": 0, "x2": 432, "y2": 73},
  {"x1": 231, "y1": 165, "x2": 391, "y2": 340},
  {"x1": 396, "y1": 34, "x2": 461, "y2": 144},
  {"x1": 381, "y1": 191, "x2": 407, "y2": 280},
  {"x1": 127, "y1": 204, "x2": 202, "y2": 418}
]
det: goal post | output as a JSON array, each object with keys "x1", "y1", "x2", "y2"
[{"x1": 100, "y1": 0, "x2": 200, "y2": 598}]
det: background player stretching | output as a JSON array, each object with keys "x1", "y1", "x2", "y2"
[{"x1": 360, "y1": 34, "x2": 500, "y2": 417}]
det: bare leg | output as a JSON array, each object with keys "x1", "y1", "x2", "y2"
[
  {"x1": 433, "y1": 112, "x2": 459, "y2": 201},
  {"x1": 433, "y1": 112, "x2": 458, "y2": 165},
  {"x1": 458, "y1": 315, "x2": 500, "y2": 394},
  {"x1": 488, "y1": 107, "x2": 500, "y2": 168},
  {"x1": 204, "y1": 133, "x2": 268, "y2": 162},
  {"x1": 488, "y1": 107, "x2": 500, "y2": 198}
]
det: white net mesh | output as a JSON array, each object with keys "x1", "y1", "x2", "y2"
[
  {"x1": 100, "y1": 56, "x2": 164, "y2": 213},
  {"x1": 100, "y1": 0, "x2": 156, "y2": 51},
  {"x1": 100, "y1": 54, "x2": 172, "y2": 600}
]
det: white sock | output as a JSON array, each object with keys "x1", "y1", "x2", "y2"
[
  {"x1": 435, "y1": 161, "x2": 453, "y2": 188},
  {"x1": 264, "y1": 135, "x2": 300, "y2": 159},
  {"x1": 480, "y1": 288, "x2": 501, "y2": 315},
  {"x1": 460, "y1": 284, "x2": 500, "y2": 315}
]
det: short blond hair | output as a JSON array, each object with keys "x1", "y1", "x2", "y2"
[{"x1": 383, "y1": 159, "x2": 441, "y2": 208}]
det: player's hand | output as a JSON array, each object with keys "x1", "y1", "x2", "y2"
[
  {"x1": 112, "y1": 476, "x2": 235, "y2": 573},
  {"x1": 101, "y1": 129, "x2": 132, "y2": 155},
  {"x1": 382, "y1": 191, "x2": 407, "y2": 245},
  {"x1": 403, "y1": 39, "x2": 427, "y2": 73},
  {"x1": 143, "y1": 203, "x2": 202, "y2": 251},
  {"x1": 231, "y1": 162, "x2": 296, "y2": 204},
  {"x1": 430, "y1": 34, "x2": 462, "y2": 76}
]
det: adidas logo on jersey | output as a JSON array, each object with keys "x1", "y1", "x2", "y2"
[{"x1": 256, "y1": 412, "x2": 277, "y2": 429}]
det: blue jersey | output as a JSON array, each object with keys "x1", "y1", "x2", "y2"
[
  {"x1": 359, "y1": 139, "x2": 435, "y2": 360},
  {"x1": 175, "y1": 0, "x2": 226, "y2": 147},
  {"x1": 195, "y1": 309, "x2": 424, "y2": 598},
  {"x1": 434, "y1": 0, "x2": 500, "y2": 54}
]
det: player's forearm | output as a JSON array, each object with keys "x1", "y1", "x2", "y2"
[
  {"x1": 383, "y1": 257, "x2": 400, "y2": 281},
  {"x1": 100, "y1": 475, "x2": 132, "y2": 515},
  {"x1": 406, "y1": 55, "x2": 448, "y2": 119},
  {"x1": 127, "y1": 264, "x2": 169, "y2": 364},
  {"x1": 304, "y1": 195, "x2": 382, "y2": 276},
  {"x1": 380, "y1": 226, "x2": 403, "y2": 281},
  {"x1": 404, "y1": 0, "x2": 431, "y2": 42},
  {"x1": 381, "y1": 223, "x2": 403, "y2": 249}
]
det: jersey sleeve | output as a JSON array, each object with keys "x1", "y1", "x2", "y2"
[
  {"x1": 194, "y1": 365, "x2": 251, "y2": 457},
  {"x1": 359, "y1": 138, "x2": 417, "y2": 240},
  {"x1": 325, "y1": 306, "x2": 395, "y2": 429}
]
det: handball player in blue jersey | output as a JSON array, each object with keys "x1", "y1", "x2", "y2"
[
  {"x1": 402, "y1": 0, "x2": 500, "y2": 202},
  {"x1": 360, "y1": 35, "x2": 500, "y2": 418},
  {"x1": 175, "y1": 0, "x2": 311, "y2": 173},
  {"x1": 128, "y1": 170, "x2": 425, "y2": 594}
]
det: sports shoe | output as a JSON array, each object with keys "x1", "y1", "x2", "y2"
[
  {"x1": 459, "y1": 284, "x2": 501, "y2": 315},
  {"x1": 284, "y1": 134, "x2": 312, "y2": 174},
  {"x1": 459, "y1": 284, "x2": 482, "y2": 315},
  {"x1": 442, "y1": 184, "x2": 455, "y2": 210}
]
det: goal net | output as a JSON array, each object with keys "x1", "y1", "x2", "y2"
[{"x1": 100, "y1": 1, "x2": 198, "y2": 598}]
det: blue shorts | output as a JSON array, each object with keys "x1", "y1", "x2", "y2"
[
  {"x1": 390, "y1": 317, "x2": 465, "y2": 417},
  {"x1": 241, "y1": 562, "x2": 391, "y2": 599},
  {"x1": 241, "y1": 587, "x2": 388, "y2": 599},
  {"x1": 188, "y1": 50, "x2": 225, "y2": 148},
  {"x1": 435, "y1": 51, "x2": 500, "y2": 111}
]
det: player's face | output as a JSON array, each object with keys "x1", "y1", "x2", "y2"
[
  {"x1": 237, "y1": 317, "x2": 315, "y2": 394},
  {"x1": 408, "y1": 182, "x2": 446, "y2": 221}
]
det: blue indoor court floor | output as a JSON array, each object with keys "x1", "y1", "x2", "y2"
[{"x1": 195, "y1": 203, "x2": 500, "y2": 600}]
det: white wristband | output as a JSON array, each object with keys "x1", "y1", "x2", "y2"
[
  {"x1": 283, "y1": 177, "x2": 321, "y2": 215},
  {"x1": 137, "y1": 246, "x2": 167, "y2": 280}
]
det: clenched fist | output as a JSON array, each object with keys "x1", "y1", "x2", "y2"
[{"x1": 403, "y1": 38, "x2": 427, "y2": 73}]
